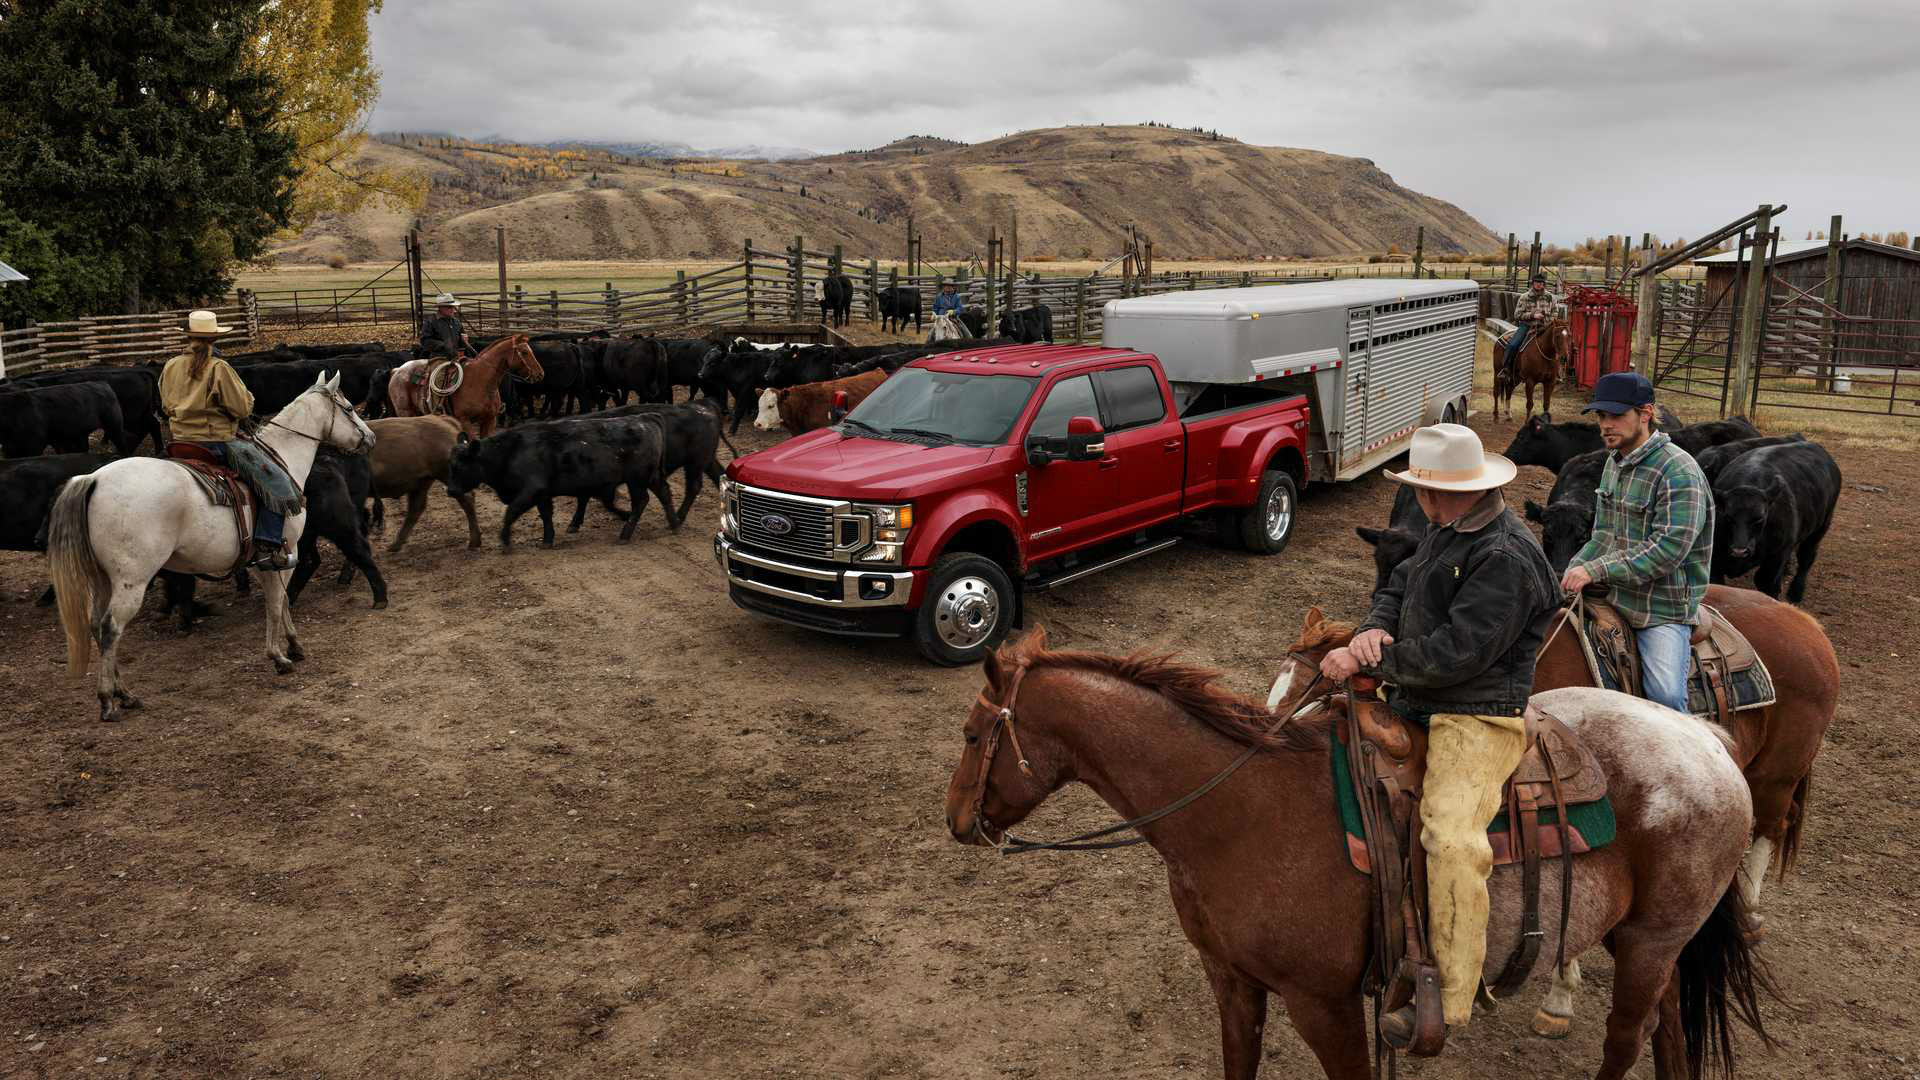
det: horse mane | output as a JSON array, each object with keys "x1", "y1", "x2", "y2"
[{"x1": 997, "y1": 629, "x2": 1330, "y2": 753}]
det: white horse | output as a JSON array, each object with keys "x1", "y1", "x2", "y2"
[
  {"x1": 48, "y1": 373, "x2": 375, "y2": 721},
  {"x1": 927, "y1": 312, "x2": 973, "y2": 343}
]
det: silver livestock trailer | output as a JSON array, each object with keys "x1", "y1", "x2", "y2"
[{"x1": 1102, "y1": 279, "x2": 1480, "y2": 482}]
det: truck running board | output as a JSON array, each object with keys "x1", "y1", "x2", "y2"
[{"x1": 1025, "y1": 536, "x2": 1183, "y2": 592}]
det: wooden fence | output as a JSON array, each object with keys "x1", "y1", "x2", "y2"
[{"x1": 1, "y1": 302, "x2": 254, "y2": 377}]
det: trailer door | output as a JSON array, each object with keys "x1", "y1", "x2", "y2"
[{"x1": 1340, "y1": 306, "x2": 1374, "y2": 469}]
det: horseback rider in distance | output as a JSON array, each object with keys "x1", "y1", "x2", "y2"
[
  {"x1": 1317, "y1": 424, "x2": 1560, "y2": 1045},
  {"x1": 1505, "y1": 273, "x2": 1555, "y2": 382},
  {"x1": 419, "y1": 292, "x2": 473, "y2": 360}
]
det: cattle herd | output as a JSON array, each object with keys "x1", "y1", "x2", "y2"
[
  {"x1": 1358, "y1": 411, "x2": 1843, "y2": 605},
  {"x1": 0, "y1": 326, "x2": 1048, "y2": 620}
]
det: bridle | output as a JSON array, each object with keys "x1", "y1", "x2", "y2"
[
  {"x1": 262, "y1": 388, "x2": 372, "y2": 455},
  {"x1": 965, "y1": 656, "x2": 1328, "y2": 856}
]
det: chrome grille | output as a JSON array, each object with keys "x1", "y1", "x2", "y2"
[{"x1": 736, "y1": 485, "x2": 836, "y2": 560}]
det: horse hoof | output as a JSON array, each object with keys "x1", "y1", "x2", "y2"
[
  {"x1": 118, "y1": 694, "x2": 143, "y2": 711},
  {"x1": 1531, "y1": 1009, "x2": 1572, "y2": 1039},
  {"x1": 372, "y1": 599, "x2": 388, "y2": 611},
  {"x1": 287, "y1": 642, "x2": 306, "y2": 662},
  {"x1": 273, "y1": 657, "x2": 295, "y2": 675}
]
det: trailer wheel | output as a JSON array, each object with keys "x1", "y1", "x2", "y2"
[
  {"x1": 914, "y1": 553, "x2": 1015, "y2": 666},
  {"x1": 1442, "y1": 401, "x2": 1460, "y2": 424},
  {"x1": 1239, "y1": 470, "x2": 1298, "y2": 555}
]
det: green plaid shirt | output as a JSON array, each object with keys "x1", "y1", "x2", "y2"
[{"x1": 1571, "y1": 431, "x2": 1714, "y2": 628}]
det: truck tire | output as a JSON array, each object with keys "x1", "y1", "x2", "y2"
[
  {"x1": 1238, "y1": 469, "x2": 1298, "y2": 556},
  {"x1": 914, "y1": 553, "x2": 1016, "y2": 666}
]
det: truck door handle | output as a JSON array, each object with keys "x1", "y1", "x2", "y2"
[
  {"x1": 1162, "y1": 439, "x2": 1181, "y2": 453},
  {"x1": 1099, "y1": 455, "x2": 1120, "y2": 470}
]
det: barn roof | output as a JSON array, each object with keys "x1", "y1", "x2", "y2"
[
  {"x1": 0, "y1": 260, "x2": 26, "y2": 284},
  {"x1": 1694, "y1": 238, "x2": 1920, "y2": 266}
]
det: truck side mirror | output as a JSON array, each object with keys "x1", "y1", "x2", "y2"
[
  {"x1": 828, "y1": 389, "x2": 849, "y2": 424},
  {"x1": 1064, "y1": 416, "x2": 1105, "y2": 462}
]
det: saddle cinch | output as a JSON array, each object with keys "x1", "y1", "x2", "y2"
[
  {"x1": 164, "y1": 442, "x2": 255, "y2": 577},
  {"x1": 1336, "y1": 678, "x2": 1611, "y2": 1060},
  {"x1": 1574, "y1": 586, "x2": 1776, "y2": 727}
]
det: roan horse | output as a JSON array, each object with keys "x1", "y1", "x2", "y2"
[
  {"x1": 386, "y1": 334, "x2": 542, "y2": 438},
  {"x1": 47, "y1": 373, "x2": 376, "y2": 721},
  {"x1": 946, "y1": 626, "x2": 1771, "y2": 1079},
  {"x1": 1494, "y1": 317, "x2": 1571, "y2": 422},
  {"x1": 1272, "y1": 594, "x2": 1834, "y2": 1042}
]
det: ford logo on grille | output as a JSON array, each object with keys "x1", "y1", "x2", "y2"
[{"x1": 762, "y1": 513, "x2": 794, "y2": 536}]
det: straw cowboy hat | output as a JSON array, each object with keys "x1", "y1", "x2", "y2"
[
  {"x1": 434, "y1": 292, "x2": 460, "y2": 307},
  {"x1": 184, "y1": 309, "x2": 233, "y2": 337},
  {"x1": 1384, "y1": 423, "x2": 1517, "y2": 492}
]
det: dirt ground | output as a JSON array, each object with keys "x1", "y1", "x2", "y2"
[{"x1": 2, "y1": 388, "x2": 1916, "y2": 1078}]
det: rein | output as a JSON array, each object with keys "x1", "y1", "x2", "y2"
[
  {"x1": 972, "y1": 656, "x2": 1328, "y2": 856},
  {"x1": 261, "y1": 392, "x2": 368, "y2": 453}
]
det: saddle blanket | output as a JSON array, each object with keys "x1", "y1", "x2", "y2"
[
  {"x1": 1579, "y1": 603, "x2": 1777, "y2": 718},
  {"x1": 1329, "y1": 724, "x2": 1617, "y2": 876}
]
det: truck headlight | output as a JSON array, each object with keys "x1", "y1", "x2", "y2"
[
  {"x1": 854, "y1": 502, "x2": 913, "y2": 529},
  {"x1": 858, "y1": 542, "x2": 904, "y2": 563}
]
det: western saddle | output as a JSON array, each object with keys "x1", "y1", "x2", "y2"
[
  {"x1": 1339, "y1": 675, "x2": 1609, "y2": 1060},
  {"x1": 165, "y1": 442, "x2": 256, "y2": 577},
  {"x1": 1574, "y1": 586, "x2": 1771, "y2": 726}
]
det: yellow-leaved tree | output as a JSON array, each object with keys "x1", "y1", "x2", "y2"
[{"x1": 254, "y1": 0, "x2": 425, "y2": 244}]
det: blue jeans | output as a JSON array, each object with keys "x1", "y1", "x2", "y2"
[
  {"x1": 1636, "y1": 622, "x2": 1693, "y2": 714},
  {"x1": 1503, "y1": 323, "x2": 1530, "y2": 372},
  {"x1": 199, "y1": 442, "x2": 285, "y2": 547}
]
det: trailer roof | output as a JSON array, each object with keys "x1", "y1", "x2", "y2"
[{"x1": 1106, "y1": 278, "x2": 1476, "y2": 319}]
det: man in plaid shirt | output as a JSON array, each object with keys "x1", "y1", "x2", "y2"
[
  {"x1": 1559, "y1": 372, "x2": 1714, "y2": 712},
  {"x1": 1504, "y1": 273, "x2": 1556, "y2": 378}
]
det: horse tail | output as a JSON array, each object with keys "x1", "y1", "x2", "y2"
[
  {"x1": 48, "y1": 475, "x2": 109, "y2": 678},
  {"x1": 1775, "y1": 768, "x2": 1812, "y2": 879},
  {"x1": 1674, "y1": 877, "x2": 1780, "y2": 1080}
]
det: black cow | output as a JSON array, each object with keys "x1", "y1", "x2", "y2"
[
  {"x1": 578, "y1": 398, "x2": 732, "y2": 525},
  {"x1": 1669, "y1": 417, "x2": 1763, "y2": 457},
  {"x1": 658, "y1": 339, "x2": 713, "y2": 401},
  {"x1": 0, "y1": 382, "x2": 130, "y2": 457},
  {"x1": 1354, "y1": 483, "x2": 1431, "y2": 597},
  {"x1": 2, "y1": 452, "x2": 110, "y2": 604},
  {"x1": 596, "y1": 336, "x2": 668, "y2": 406},
  {"x1": 959, "y1": 306, "x2": 989, "y2": 338},
  {"x1": 287, "y1": 448, "x2": 387, "y2": 610},
  {"x1": 1523, "y1": 448, "x2": 1610, "y2": 572},
  {"x1": 360, "y1": 367, "x2": 393, "y2": 419},
  {"x1": 1501, "y1": 407, "x2": 1692, "y2": 473},
  {"x1": 695, "y1": 342, "x2": 771, "y2": 434},
  {"x1": 1694, "y1": 434, "x2": 1807, "y2": 486},
  {"x1": 237, "y1": 355, "x2": 398, "y2": 416},
  {"x1": 818, "y1": 274, "x2": 853, "y2": 327},
  {"x1": 1711, "y1": 441, "x2": 1841, "y2": 602},
  {"x1": 514, "y1": 338, "x2": 593, "y2": 420},
  {"x1": 997, "y1": 305, "x2": 1054, "y2": 344},
  {"x1": 446, "y1": 415, "x2": 676, "y2": 549},
  {"x1": 877, "y1": 286, "x2": 922, "y2": 333},
  {"x1": 276, "y1": 341, "x2": 387, "y2": 360},
  {"x1": 8, "y1": 366, "x2": 167, "y2": 453}
]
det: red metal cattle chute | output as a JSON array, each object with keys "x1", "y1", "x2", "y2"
[{"x1": 1566, "y1": 284, "x2": 1638, "y2": 388}]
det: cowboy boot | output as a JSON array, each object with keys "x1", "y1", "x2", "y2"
[{"x1": 248, "y1": 541, "x2": 294, "y2": 572}]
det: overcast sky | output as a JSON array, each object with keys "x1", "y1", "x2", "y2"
[{"x1": 369, "y1": 1, "x2": 1919, "y2": 247}]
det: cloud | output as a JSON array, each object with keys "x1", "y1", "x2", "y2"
[{"x1": 368, "y1": 0, "x2": 1920, "y2": 243}]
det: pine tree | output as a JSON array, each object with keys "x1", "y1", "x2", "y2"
[{"x1": 0, "y1": 0, "x2": 299, "y2": 315}]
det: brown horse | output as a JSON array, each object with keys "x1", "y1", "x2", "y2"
[
  {"x1": 1272, "y1": 590, "x2": 1835, "y2": 1038},
  {"x1": 1495, "y1": 317, "x2": 1571, "y2": 422},
  {"x1": 386, "y1": 335, "x2": 542, "y2": 438},
  {"x1": 946, "y1": 626, "x2": 1771, "y2": 1080}
]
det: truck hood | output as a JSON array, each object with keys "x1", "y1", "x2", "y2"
[{"x1": 730, "y1": 430, "x2": 1002, "y2": 501}]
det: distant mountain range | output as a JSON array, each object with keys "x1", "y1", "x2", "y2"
[{"x1": 462, "y1": 135, "x2": 819, "y2": 161}]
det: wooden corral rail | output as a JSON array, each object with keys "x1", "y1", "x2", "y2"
[{"x1": 1, "y1": 303, "x2": 252, "y2": 376}]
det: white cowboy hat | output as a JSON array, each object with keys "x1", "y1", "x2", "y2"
[
  {"x1": 435, "y1": 292, "x2": 460, "y2": 307},
  {"x1": 184, "y1": 309, "x2": 233, "y2": 336},
  {"x1": 1383, "y1": 423, "x2": 1517, "y2": 492}
]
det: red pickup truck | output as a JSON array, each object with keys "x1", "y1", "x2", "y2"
[{"x1": 714, "y1": 343, "x2": 1310, "y2": 664}]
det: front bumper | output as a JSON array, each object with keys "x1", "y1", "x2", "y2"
[{"x1": 715, "y1": 532, "x2": 917, "y2": 610}]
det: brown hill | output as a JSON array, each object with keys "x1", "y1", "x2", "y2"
[{"x1": 275, "y1": 126, "x2": 1498, "y2": 264}]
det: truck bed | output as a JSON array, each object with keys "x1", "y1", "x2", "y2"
[{"x1": 1176, "y1": 389, "x2": 1308, "y2": 515}]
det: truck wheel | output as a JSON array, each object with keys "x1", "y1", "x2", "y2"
[
  {"x1": 1238, "y1": 470, "x2": 1298, "y2": 556},
  {"x1": 914, "y1": 553, "x2": 1016, "y2": 666}
]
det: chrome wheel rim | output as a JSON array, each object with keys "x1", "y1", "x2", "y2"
[
  {"x1": 1265, "y1": 485, "x2": 1293, "y2": 542},
  {"x1": 935, "y1": 575, "x2": 1000, "y2": 650}
]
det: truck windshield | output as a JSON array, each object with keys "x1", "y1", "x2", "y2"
[{"x1": 842, "y1": 368, "x2": 1037, "y2": 445}]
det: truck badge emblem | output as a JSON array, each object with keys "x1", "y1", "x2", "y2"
[
  {"x1": 762, "y1": 513, "x2": 794, "y2": 536},
  {"x1": 1016, "y1": 473, "x2": 1029, "y2": 515}
]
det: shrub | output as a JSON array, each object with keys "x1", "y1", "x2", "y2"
[{"x1": 326, "y1": 254, "x2": 349, "y2": 270}]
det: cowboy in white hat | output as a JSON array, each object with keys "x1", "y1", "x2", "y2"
[
  {"x1": 1320, "y1": 423, "x2": 1559, "y2": 1045},
  {"x1": 419, "y1": 292, "x2": 472, "y2": 360},
  {"x1": 157, "y1": 310, "x2": 299, "y2": 570}
]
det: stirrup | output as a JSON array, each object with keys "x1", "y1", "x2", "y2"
[{"x1": 249, "y1": 543, "x2": 294, "y2": 571}]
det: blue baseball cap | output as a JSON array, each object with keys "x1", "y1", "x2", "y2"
[{"x1": 1583, "y1": 372, "x2": 1655, "y2": 415}]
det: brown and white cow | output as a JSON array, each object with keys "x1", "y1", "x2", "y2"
[{"x1": 756, "y1": 368, "x2": 891, "y2": 436}]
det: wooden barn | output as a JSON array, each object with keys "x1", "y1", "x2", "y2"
[{"x1": 1696, "y1": 238, "x2": 1920, "y2": 369}]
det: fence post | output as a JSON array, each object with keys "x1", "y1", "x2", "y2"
[
  {"x1": 1413, "y1": 226, "x2": 1424, "y2": 279},
  {"x1": 1630, "y1": 238, "x2": 1658, "y2": 373},
  {"x1": 1728, "y1": 205, "x2": 1774, "y2": 420},
  {"x1": 549, "y1": 289, "x2": 560, "y2": 330},
  {"x1": 744, "y1": 239, "x2": 755, "y2": 324},
  {"x1": 867, "y1": 259, "x2": 879, "y2": 323},
  {"x1": 496, "y1": 225, "x2": 508, "y2": 328},
  {"x1": 242, "y1": 289, "x2": 259, "y2": 343},
  {"x1": 690, "y1": 273, "x2": 701, "y2": 325},
  {"x1": 604, "y1": 281, "x2": 617, "y2": 329},
  {"x1": 1075, "y1": 280, "x2": 1087, "y2": 343},
  {"x1": 1819, "y1": 214, "x2": 1843, "y2": 391},
  {"x1": 676, "y1": 270, "x2": 689, "y2": 324},
  {"x1": 1504, "y1": 233, "x2": 1516, "y2": 288}
]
